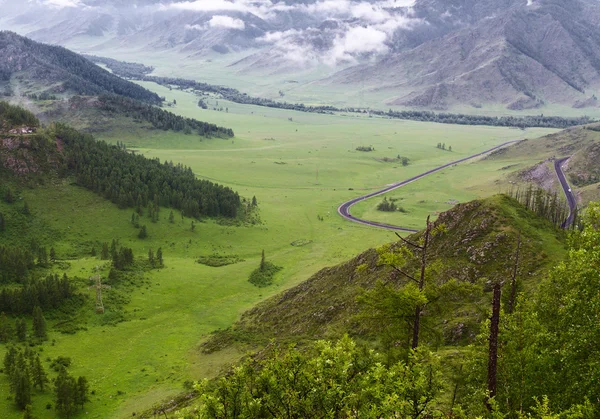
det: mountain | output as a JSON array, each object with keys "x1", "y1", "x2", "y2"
[
  {"x1": 3, "y1": 0, "x2": 600, "y2": 110},
  {"x1": 327, "y1": 0, "x2": 600, "y2": 110},
  {"x1": 0, "y1": 31, "x2": 161, "y2": 103}
]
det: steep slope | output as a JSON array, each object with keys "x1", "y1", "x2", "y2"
[
  {"x1": 327, "y1": 0, "x2": 600, "y2": 110},
  {"x1": 0, "y1": 31, "x2": 161, "y2": 104},
  {"x1": 202, "y1": 195, "x2": 566, "y2": 353}
]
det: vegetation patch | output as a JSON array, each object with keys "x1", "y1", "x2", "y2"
[
  {"x1": 377, "y1": 197, "x2": 407, "y2": 213},
  {"x1": 248, "y1": 251, "x2": 282, "y2": 288},
  {"x1": 197, "y1": 254, "x2": 244, "y2": 267},
  {"x1": 356, "y1": 145, "x2": 374, "y2": 152},
  {"x1": 290, "y1": 239, "x2": 313, "y2": 247}
]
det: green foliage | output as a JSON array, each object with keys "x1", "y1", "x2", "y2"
[
  {"x1": 56, "y1": 123, "x2": 241, "y2": 218},
  {"x1": 196, "y1": 254, "x2": 243, "y2": 267},
  {"x1": 138, "y1": 225, "x2": 148, "y2": 239},
  {"x1": 0, "y1": 274, "x2": 75, "y2": 315},
  {"x1": 248, "y1": 262, "x2": 282, "y2": 287},
  {"x1": 98, "y1": 94, "x2": 234, "y2": 138},
  {"x1": 0, "y1": 101, "x2": 39, "y2": 128},
  {"x1": 54, "y1": 366, "x2": 89, "y2": 418},
  {"x1": 194, "y1": 336, "x2": 443, "y2": 419},
  {"x1": 32, "y1": 306, "x2": 47, "y2": 340},
  {"x1": 376, "y1": 196, "x2": 398, "y2": 212}
]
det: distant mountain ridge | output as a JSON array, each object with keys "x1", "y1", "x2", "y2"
[
  {"x1": 2, "y1": 0, "x2": 600, "y2": 110},
  {"x1": 0, "y1": 31, "x2": 161, "y2": 104}
]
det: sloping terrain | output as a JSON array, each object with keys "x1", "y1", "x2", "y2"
[
  {"x1": 328, "y1": 0, "x2": 600, "y2": 110},
  {"x1": 0, "y1": 31, "x2": 161, "y2": 103},
  {"x1": 202, "y1": 195, "x2": 566, "y2": 353}
]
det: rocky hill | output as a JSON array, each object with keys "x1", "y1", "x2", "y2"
[{"x1": 202, "y1": 195, "x2": 566, "y2": 354}]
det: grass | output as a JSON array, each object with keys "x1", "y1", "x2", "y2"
[{"x1": 0, "y1": 80, "x2": 561, "y2": 418}]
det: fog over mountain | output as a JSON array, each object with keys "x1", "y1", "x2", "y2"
[{"x1": 2, "y1": 0, "x2": 600, "y2": 110}]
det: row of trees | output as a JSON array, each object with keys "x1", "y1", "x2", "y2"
[
  {"x1": 0, "y1": 274, "x2": 74, "y2": 315},
  {"x1": 0, "y1": 306, "x2": 47, "y2": 343},
  {"x1": 82, "y1": 54, "x2": 154, "y2": 79},
  {"x1": 98, "y1": 94, "x2": 234, "y2": 138},
  {"x1": 56, "y1": 123, "x2": 241, "y2": 218},
  {"x1": 114, "y1": 73, "x2": 594, "y2": 129},
  {"x1": 507, "y1": 185, "x2": 574, "y2": 228}
]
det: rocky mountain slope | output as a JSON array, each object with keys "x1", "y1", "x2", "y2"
[{"x1": 2, "y1": 0, "x2": 600, "y2": 110}]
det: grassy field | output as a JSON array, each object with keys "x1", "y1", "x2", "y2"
[{"x1": 0, "y1": 81, "x2": 558, "y2": 418}]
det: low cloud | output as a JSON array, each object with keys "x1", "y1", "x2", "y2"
[
  {"x1": 30, "y1": 0, "x2": 82, "y2": 7},
  {"x1": 209, "y1": 15, "x2": 246, "y2": 30}
]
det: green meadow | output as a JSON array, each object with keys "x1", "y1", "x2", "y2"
[{"x1": 1, "y1": 81, "x2": 558, "y2": 418}]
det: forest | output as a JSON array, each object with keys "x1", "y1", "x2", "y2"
[
  {"x1": 98, "y1": 94, "x2": 234, "y2": 137},
  {"x1": 56, "y1": 123, "x2": 240, "y2": 218}
]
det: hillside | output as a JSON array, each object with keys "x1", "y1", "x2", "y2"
[
  {"x1": 0, "y1": 31, "x2": 161, "y2": 103},
  {"x1": 203, "y1": 195, "x2": 566, "y2": 353},
  {"x1": 3, "y1": 0, "x2": 600, "y2": 110},
  {"x1": 327, "y1": 0, "x2": 600, "y2": 110}
]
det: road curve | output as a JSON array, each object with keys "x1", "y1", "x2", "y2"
[
  {"x1": 554, "y1": 157, "x2": 577, "y2": 229},
  {"x1": 337, "y1": 140, "x2": 522, "y2": 232}
]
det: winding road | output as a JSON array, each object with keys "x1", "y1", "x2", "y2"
[
  {"x1": 554, "y1": 157, "x2": 577, "y2": 229},
  {"x1": 337, "y1": 140, "x2": 522, "y2": 232}
]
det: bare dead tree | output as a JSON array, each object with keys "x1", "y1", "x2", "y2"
[{"x1": 394, "y1": 215, "x2": 433, "y2": 349}]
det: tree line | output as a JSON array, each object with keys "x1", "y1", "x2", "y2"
[
  {"x1": 0, "y1": 274, "x2": 75, "y2": 315},
  {"x1": 82, "y1": 54, "x2": 154, "y2": 79},
  {"x1": 98, "y1": 94, "x2": 234, "y2": 138},
  {"x1": 56, "y1": 123, "x2": 241, "y2": 218},
  {"x1": 81, "y1": 57, "x2": 595, "y2": 130}
]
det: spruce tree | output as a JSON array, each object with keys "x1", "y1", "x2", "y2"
[
  {"x1": 15, "y1": 318, "x2": 26, "y2": 341},
  {"x1": 32, "y1": 355, "x2": 48, "y2": 391},
  {"x1": 138, "y1": 225, "x2": 148, "y2": 239},
  {"x1": 14, "y1": 368, "x2": 32, "y2": 410},
  {"x1": 0, "y1": 312, "x2": 12, "y2": 342},
  {"x1": 169, "y1": 211, "x2": 174, "y2": 223},
  {"x1": 54, "y1": 367, "x2": 77, "y2": 418},
  {"x1": 22, "y1": 404, "x2": 35, "y2": 419},
  {"x1": 156, "y1": 248, "x2": 163, "y2": 267},
  {"x1": 0, "y1": 212, "x2": 5, "y2": 231},
  {"x1": 49, "y1": 247, "x2": 56, "y2": 262},
  {"x1": 148, "y1": 248, "x2": 154, "y2": 267},
  {"x1": 100, "y1": 242, "x2": 109, "y2": 260},
  {"x1": 32, "y1": 306, "x2": 47, "y2": 340},
  {"x1": 75, "y1": 376, "x2": 89, "y2": 409}
]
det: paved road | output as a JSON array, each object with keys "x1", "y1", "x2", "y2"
[
  {"x1": 337, "y1": 141, "x2": 522, "y2": 232},
  {"x1": 554, "y1": 157, "x2": 577, "y2": 228}
]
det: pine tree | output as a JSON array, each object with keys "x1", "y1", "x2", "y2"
[
  {"x1": 260, "y1": 249, "x2": 265, "y2": 271},
  {"x1": 15, "y1": 318, "x2": 26, "y2": 341},
  {"x1": 14, "y1": 368, "x2": 32, "y2": 410},
  {"x1": 169, "y1": 211, "x2": 174, "y2": 223},
  {"x1": 54, "y1": 367, "x2": 77, "y2": 418},
  {"x1": 148, "y1": 248, "x2": 154, "y2": 267},
  {"x1": 252, "y1": 196, "x2": 257, "y2": 206},
  {"x1": 0, "y1": 312, "x2": 12, "y2": 342},
  {"x1": 49, "y1": 247, "x2": 56, "y2": 262},
  {"x1": 75, "y1": 376, "x2": 89, "y2": 409},
  {"x1": 32, "y1": 306, "x2": 47, "y2": 340},
  {"x1": 191, "y1": 221, "x2": 195, "y2": 232},
  {"x1": 0, "y1": 212, "x2": 5, "y2": 231},
  {"x1": 138, "y1": 225, "x2": 148, "y2": 239},
  {"x1": 100, "y1": 242, "x2": 109, "y2": 260},
  {"x1": 32, "y1": 355, "x2": 48, "y2": 391},
  {"x1": 156, "y1": 248, "x2": 163, "y2": 267}
]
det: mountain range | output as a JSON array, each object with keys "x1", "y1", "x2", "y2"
[{"x1": 2, "y1": 0, "x2": 600, "y2": 111}]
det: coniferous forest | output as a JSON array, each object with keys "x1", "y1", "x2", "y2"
[{"x1": 57, "y1": 123, "x2": 240, "y2": 218}]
